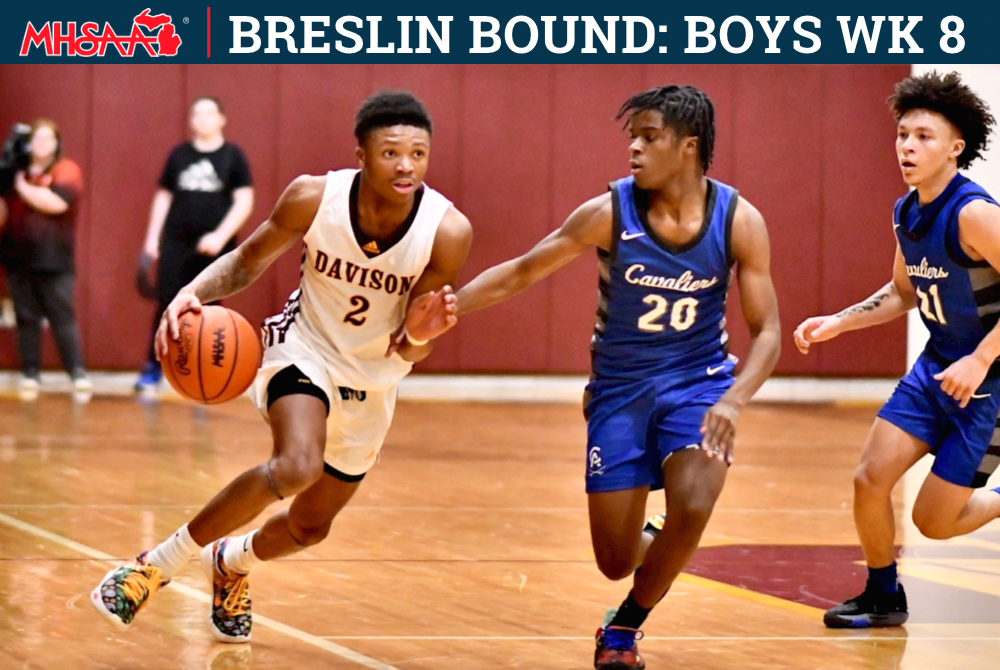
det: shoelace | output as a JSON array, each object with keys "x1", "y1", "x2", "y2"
[
  {"x1": 601, "y1": 626, "x2": 644, "y2": 651},
  {"x1": 118, "y1": 563, "x2": 163, "y2": 606},
  {"x1": 220, "y1": 571, "x2": 251, "y2": 617}
]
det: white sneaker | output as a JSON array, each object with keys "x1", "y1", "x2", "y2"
[
  {"x1": 18, "y1": 376, "x2": 39, "y2": 401},
  {"x1": 73, "y1": 376, "x2": 93, "y2": 393}
]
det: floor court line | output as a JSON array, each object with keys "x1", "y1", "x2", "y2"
[
  {"x1": 0, "y1": 503, "x2": 854, "y2": 514},
  {"x1": 319, "y1": 635, "x2": 985, "y2": 642},
  {"x1": 0, "y1": 511, "x2": 402, "y2": 670}
]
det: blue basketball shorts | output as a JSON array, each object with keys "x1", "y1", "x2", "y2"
[
  {"x1": 583, "y1": 360, "x2": 735, "y2": 494},
  {"x1": 878, "y1": 351, "x2": 1000, "y2": 489}
]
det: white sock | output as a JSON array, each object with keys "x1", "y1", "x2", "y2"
[
  {"x1": 222, "y1": 530, "x2": 263, "y2": 575},
  {"x1": 146, "y1": 524, "x2": 201, "y2": 580}
]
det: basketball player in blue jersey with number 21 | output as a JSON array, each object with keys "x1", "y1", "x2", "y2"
[
  {"x1": 796, "y1": 72, "x2": 1000, "y2": 628},
  {"x1": 457, "y1": 85, "x2": 781, "y2": 669}
]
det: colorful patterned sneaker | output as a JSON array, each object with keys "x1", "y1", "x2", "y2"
[
  {"x1": 642, "y1": 512, "x2": 666, "y2": 538},
  {"x1": 90, "y1": 552, "x2": 168, "y2": 631},
  {"x1": 824, "y1": 582, "x2": 908, "y2": 628},
  {"x1": 594, "y1": 622, "x2": 646, "y2": 670},
  {"x1": 202, "y1": 539, "x2": 252, "y2": 643}
]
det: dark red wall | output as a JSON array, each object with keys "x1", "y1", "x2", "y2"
[{"x1": 0, "y1": 64, "x2": 909, "y2": 376}]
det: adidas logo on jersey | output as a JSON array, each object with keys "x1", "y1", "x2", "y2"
[
  {"x1": 177, "y1": 159, "x2": 223, "y2": 193},
  {"x1": 362, "y1": 240, "x2": 380, "y2": 255},
  {"x1": 311, "y1": 249, "x2": 415, "y2": 296}
]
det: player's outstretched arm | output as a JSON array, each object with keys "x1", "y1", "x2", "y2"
[
  {"x1": 933, "y1": 200, "x2": 1000, "y2": 407},
  {"x1": 456, "y1": 194, "x2": 612, "y2": 316},
  {"x1": 700, "y1": 198, "x2": 781, "y2": 463},
  {"x1": 793, "y1": 240, "x2": 916, "y2": 354},
  {"x1": 155, "y1": 175, "x2": 322, "y2": 358},
  {"x1": 390, "y1": 207, "x2": 474, "y2": 363}
]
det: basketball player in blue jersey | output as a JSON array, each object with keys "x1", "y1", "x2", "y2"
[
  {"x1": 795, "y1": 72, "x2": 1000, "y2": 628},
  {"x1": 456, "y1": 85, "x2": 781, "y2": 669}
]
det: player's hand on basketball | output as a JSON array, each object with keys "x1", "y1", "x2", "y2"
[
  {"x1": 793, "y1": 315, "x2": 842, "y2": 354},
  {"x1": 196, "y1": 231, "x2": 227, "y2": 257},
  {"x1": 155, "y1": 291, "x2": 203, "y2": 361},
  {"x1": 386, "y1": 286, "x2": 458, "y2": 356},
  {"x1": 700, "y1": 399, "x2": 740, "y2": 464},
  {"x1": 934, "y1": 353, "x2": 991, "y2": 409}
]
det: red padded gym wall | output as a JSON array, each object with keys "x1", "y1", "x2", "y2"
[{"x1": 0, "y1": 64, "x2": 909, "y2": 376}]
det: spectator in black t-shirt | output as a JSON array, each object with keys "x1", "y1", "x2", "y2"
[
  {"x1": 136, "y1": 96, "x2": 254, "y2": 391},
  {"x1": 0, "y1": 118, "x2": 90, "y2": 400}
]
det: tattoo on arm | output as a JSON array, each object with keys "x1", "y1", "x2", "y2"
[
  {"x1": 191, "y1": 251, "x2": 255, "y2": 303},
  {"x1": 835, "y1": 282, "x2": 898, "y2": 319}
]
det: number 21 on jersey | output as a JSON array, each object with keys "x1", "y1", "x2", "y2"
[
  {"x1": 915, "y1": 283, "x2": 947, "y2": 325},
  {"x1": 638, "y1": 294, "x2": 698, "y2": 332}
]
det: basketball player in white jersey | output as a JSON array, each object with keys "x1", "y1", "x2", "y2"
[{"x1": 91, "y1": 92, "x2": 472, "y2": 642}]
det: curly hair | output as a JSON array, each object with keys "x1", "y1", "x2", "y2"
[
  {"x1": 354, "y1": 91, "x2": 432, "y2": 144},
  {"x1": 616, "y1": 85, "x2": 715, "y2": 172},
  {"x1": 889, "y1": 71, "x2": 995, "y2": 170}
]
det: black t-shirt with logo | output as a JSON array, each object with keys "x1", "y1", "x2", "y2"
[{"x1": 159, "y1": 142, "x2": 252, "y2": 245}]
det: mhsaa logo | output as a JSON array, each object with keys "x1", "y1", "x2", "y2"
[{"x1": 20, "y1": 8, "x2": 182, "y2": 57}]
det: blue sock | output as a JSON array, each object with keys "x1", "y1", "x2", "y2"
[{"x1": 868, "y1": 562, "x2": 899, "y2": 594}]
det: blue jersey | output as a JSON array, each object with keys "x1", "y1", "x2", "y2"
[
  {"x1": 894, "y1": 174, "x2": 1000, "y2": 366},
  {"x1": 591, "y1": 176, "x2": 737, "y2": 380}
]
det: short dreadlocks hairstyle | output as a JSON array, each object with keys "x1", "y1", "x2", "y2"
[
  {"x1": 616, "y1": 85, "x2": 716, "y2": 172},
  {"x1": 354, "y1": 91, "x2": 432, "y2": 144},
  {"x1": 889, "y1": 71, "x2": 995, "y2": 170}
]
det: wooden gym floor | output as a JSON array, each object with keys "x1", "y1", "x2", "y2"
[{"x1": 1, "y1": 393, "x2": 999, "y2": 669}]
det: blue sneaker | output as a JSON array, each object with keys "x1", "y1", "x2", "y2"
[
  {"x1": 134, "y1": 362, "x2": 162, "y2": 393},
  {"x1": 595, "y1": 608, "x2": 645, "y2": 669}
]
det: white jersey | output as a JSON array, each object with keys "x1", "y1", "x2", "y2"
[{"x1": 263, "y1": 169, "x2": 451, "y2": 391}]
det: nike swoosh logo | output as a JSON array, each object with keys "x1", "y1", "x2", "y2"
[
  {"x1": 707, "y1": 365, "x2": 726, "y2": 375},
  {"x1": 972, "y1": 393, "x2": 992, "y2": 399},
  {"x1": 621, "y1": 231, "x2": 646, "y2": 241}
]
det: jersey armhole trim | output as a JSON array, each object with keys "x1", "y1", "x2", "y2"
[
  {"x1": 725, "y1": 189, "x2": 740, "y2": 268},
  {"x1": 608, "y1": 181, "x2": 622, "y2": 264},
  {"x1": 945, "y1": 193, "x2": 996, "y2": 269},
  {"x1": 303, "y1": 171, "x2": 338, "y2": 243}
]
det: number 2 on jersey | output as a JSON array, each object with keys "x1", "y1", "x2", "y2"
[
  {"x1": 637, "y1": 295, "x2": 698, "y2": 332},
  {"x1": 915, "y1": 283, "x2": 947, "y2": 325},
  {"x1": 344, "y1": 296, "x2": 370, "y2": 326}
]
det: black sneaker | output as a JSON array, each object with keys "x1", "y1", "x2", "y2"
[{"x1": 824, "y1": 581, "x2": 908, "y2": 628}]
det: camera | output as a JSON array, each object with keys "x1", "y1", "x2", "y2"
[{"x1": 0, "y1": 123, "x2": 32, "y2": 193}]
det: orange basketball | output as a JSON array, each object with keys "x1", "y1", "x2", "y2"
[{"x1": 161, "y1": 306, "x2": 262, "y2": 404}]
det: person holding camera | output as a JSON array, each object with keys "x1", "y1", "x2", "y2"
[
  {"x1": 135, "y1": 96, "x2": 253, "y2": 392},
  {"x1": 0, "y1": 118, "x2": 90, "y2": 399}
]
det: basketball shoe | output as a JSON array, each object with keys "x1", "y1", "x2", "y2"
[
  {"x1": 202, "y1": 538, "x2": 252, "y2": 642},
  {"x1": 643, "y1": 512, "x2": 666, "y2": 538},
  {"x1": 594, "y1": 607, "x2": 645, "y2": 669},
  {"x1": 91, "y1": 552, "x2": 168, "y2": 630},
  {"x1": 824, "y1": 581, "x2": 908, "y2": 628}
]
